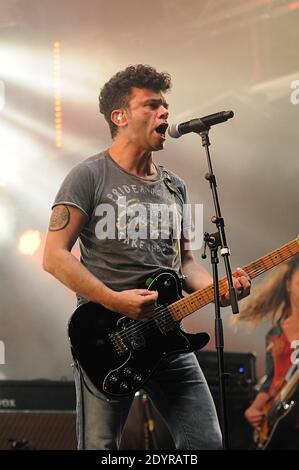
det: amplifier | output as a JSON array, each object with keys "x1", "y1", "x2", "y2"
[
  {"x1": 195, "y1": 350, "x2": 257, "y2": 449},
  {"x1": 0, "y1": 380, "x2": 76, "y2": 411},
  {"x1": 0, "y1": 353, "x2": 257, "y2": 451},
  {"x1": 196, "y1": 350, "x2": 257, "y2": 390},
  {"x1": 0, "y1": 380, "x2": 76, "y2": 450}
]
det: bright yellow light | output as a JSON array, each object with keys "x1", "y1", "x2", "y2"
[
  {"x1": 53, "y1": 41, "x2": 62, "y2": 148},
  {"x1": 18, "y1": 230, "x2": 41, "y2": 255}
]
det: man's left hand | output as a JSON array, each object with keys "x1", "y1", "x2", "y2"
[{"x1": 220, "y1": 267, "x2": 251, "y2": 307}]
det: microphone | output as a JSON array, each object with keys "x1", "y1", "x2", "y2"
[{"x1": 168, "y1": 110, "x2": 234, "y2": 138}]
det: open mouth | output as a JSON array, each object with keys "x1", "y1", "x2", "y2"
[{"x1": 155, "y1": 123, "x2": 168, "y2": 139}]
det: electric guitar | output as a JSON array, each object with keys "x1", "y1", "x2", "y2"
[
  {"x1": 68, "y1": 236, "x2": 299, "y2": 398},
  {"x1": 254, "y1": 364, "x2": 299, "y2": 449}
]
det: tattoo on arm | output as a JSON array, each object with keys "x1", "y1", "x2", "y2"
[{"x1": 49, "y1": 205, "x2": 71, "y2": 231}]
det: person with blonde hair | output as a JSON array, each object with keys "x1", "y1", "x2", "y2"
[{"x1": 239, "y1": 254, "x2": 299, "y2": 449}]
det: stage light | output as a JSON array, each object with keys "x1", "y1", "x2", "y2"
[
  {"x1": 53, "y1": 41, "x2": 62, "y2": 148},
  {"x1": 0, "y1": 44, "x2": 104, "y2": 158},
  {"x1": 18, "y1": 230, "x2": 41, "y2": 256},
  {"x1": 0, "y1": 46, "x2": 54, "y2": 95},
  {"x1": 0, "y1": 43, "x2": 101, "y2": 105},
  {"x1": 288, "y1": 1, "x2": 299, "y2": 10}
]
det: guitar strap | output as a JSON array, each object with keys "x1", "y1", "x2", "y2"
[
  {"x1": 71, "y1": 165, "x2": 188, "y2": 402},
  {"x1": 158, "y1": 165, "x2": 186, "y2": 282}
]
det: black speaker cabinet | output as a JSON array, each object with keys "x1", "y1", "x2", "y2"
[
  {"x1": 0, "y1": 380, "x2": 173, "y2": 450},
  {"x1": 0, "y1": 380, "x2": 76, "y2": 450},
  {"x1": 0, "y1": 411, "x2": 76, "y2": 450},
  {"x1": 0, "y1": 352, "x2": 257, "y2": 450},
  {"x1": 195, "y1": 350, "x2": 257, "y2": 450}
]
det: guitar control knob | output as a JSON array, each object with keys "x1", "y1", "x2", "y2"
[
  {"x1": 123, "y1": 367, "x2": 132, "y2": 376},
  {"x1": 133, "y1": 374, "x2": 142, "y2": 382},
  {"x1": 109, "y1": 374, "x2": 118, "y2": 383},
  {"x1": 120, "y1": 382, "x2": 129, "y2": 391}
]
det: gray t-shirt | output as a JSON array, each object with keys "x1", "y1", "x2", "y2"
[{"x1": 53, "y1": 150, "x2": 191, "y2": 305}]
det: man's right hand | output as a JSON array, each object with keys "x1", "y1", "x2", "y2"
[
  {"x1": 43, "y1": 205, "x2": 158, "y2": 322},
  {"x1": 107, "y1": 289, "x2": 159, "y2": 321}
]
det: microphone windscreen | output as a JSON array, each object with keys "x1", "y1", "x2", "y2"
[{"x1": 168, "y1": 123, "x2": 181, "y2": 138}]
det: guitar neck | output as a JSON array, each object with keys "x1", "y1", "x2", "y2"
[{"x1": 169, "y1": 237, "x2": 299, "y2": 321}]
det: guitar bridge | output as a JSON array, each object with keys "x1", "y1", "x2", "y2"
[{"x1": 109, "y1": 331, "x2": 129, "y2": 356}]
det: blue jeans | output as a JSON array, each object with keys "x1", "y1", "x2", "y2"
[{"x1": 72, "y1": 352, "x2": 222, "y2": 450}]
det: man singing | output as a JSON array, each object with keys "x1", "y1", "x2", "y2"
[{"x1": 43, "y1": 64, "x2": 250, "y2": 449}]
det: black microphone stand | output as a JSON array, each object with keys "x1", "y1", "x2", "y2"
[{"x1": 198, "y1": 127, "x2": 239, "y2": 450}]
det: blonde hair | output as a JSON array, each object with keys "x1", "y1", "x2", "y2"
[{"x1": 238, "y1": 254, "x2": 299, "y2": 325}]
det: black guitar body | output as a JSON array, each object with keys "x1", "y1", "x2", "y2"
[
  {"x1": 262, "y1": 400, "x2": 298, "y2": 450},
  {"x1": 68, "y1": 269, "x2": 210, "y2": 398}
]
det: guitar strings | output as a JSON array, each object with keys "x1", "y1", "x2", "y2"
[
  {"x1": 113, "y1": 265, "x2": 281, "y2": 344},
  {"x1": 113, "y1": 244, "x2": 298, "y2": 342},
  {"x1": 112, "y1": 245, "x2": 298, "y2": 344},
  {"x1": 113, "y1": 280, "x2": 225, "y2": 343}
]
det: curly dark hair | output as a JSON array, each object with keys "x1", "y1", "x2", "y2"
[{"x1": 99, "y1": 64, "x2": 172, "y2": 138}]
